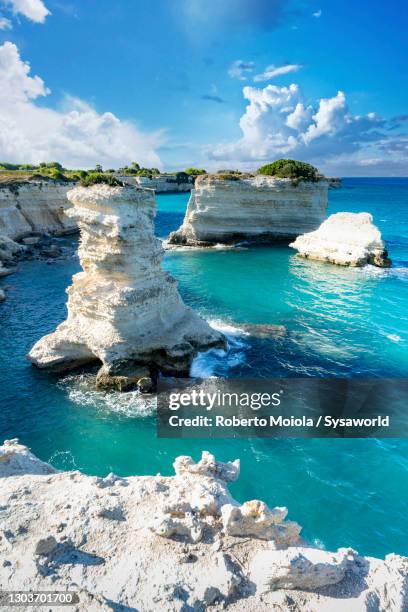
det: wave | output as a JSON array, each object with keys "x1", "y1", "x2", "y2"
[
  {"x1": 191, "y1": 317, "x2": 249, "y2": 378},
  {"x1": 57, "y1": 373, "x2": 157, "y2": 417}
]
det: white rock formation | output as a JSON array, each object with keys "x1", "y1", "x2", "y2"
[
  {"x1": 250, "y1": 547, "x2": 358, "y2": 592},
  {"x1": 168, "y1": 175, "x2": 328, "y2": 246},
  {"x1": 290, "y1": 212, "x2": 392, "y2": 267},
  {"x1": 1, "y1": 440, "x2": 407, "y2": 612},
  {"x1": 135, "y1": 174, "x2": 194, "y2": 192},
  {"x1": 27, "y1": 184, "x2": 224, "y2": 386},
  {"x1": 0, "y1": 180, "x2": 77, "y2": 240}
]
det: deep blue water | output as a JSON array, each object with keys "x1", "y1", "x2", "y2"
[{"x1": 0, "y1": 178, "x2": 407, "y2": 558}]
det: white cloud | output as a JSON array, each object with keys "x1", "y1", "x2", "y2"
[
  {"x1": 210, "y1": 81, "x2": 389, "y2": 171},
  {"x1": 253, "y1": 63, "x2": 302, "y2": 82},
  {"x1": 0, "y1": 42, "x2": 163, "y2": 168},
  {"x1": 228, "y1": 60, "x2": 255, "y2": 80},
  {"x1": 5, "y1": 0, "x2": 50, "y2": 23},
  {"x1": 0, "y1": 15, "x2": 12, "y2": 28},
  {"x1": 313, "y1": 9, "x2": 322, "y2": 18}
]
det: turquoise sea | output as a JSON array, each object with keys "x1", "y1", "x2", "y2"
[{"x1": 0, "y1": 178, "x2": 407, "y2": 558}]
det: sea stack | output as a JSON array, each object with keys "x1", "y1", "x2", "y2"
[
  {"x1": 27, "y1": 183, "x2": 224, "y2": 390},
  {"x1": 290, "y1": 212, "x2": 392, "y2": 267},
  {"x1": 168, "y1": 174, "x2": 328, "y2": 247}
]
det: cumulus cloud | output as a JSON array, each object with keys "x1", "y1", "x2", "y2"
[
  {"x1": 313, "y1": 9, "x2": 322, "y2": 18},
  {"x1": 210, "y1": 81, "x2": 398, "y2": 172},
  {"x1": 253, "y1": 63, "x2": 302, "y2": 82},
  {"x1": 0, "y1": 15, "x2": 12, "y2": 28},
  {"x1": 4, "y1": 0, "x2": 50, "y2": 22},
  {"x1": 228, "y1": 60, "x2": 255, "y2": 80},
  {"x1": 0, "y1": 42, "x2": 163, "y2": 168}
]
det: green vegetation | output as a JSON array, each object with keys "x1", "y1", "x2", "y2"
[
  {"x1": 257, "y1": 159, "x2": 320, "y2": 182},
  {"x1": 184, "y1": 167, "x2": 207, "y2": 175},
  {"x1": 80, "y1": 173, "x2": 124, "y2": 188}
]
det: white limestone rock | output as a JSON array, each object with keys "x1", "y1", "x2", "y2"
[
  {"x1": 221, "y1": 500, "x2": 301, "y2": 545},
  {"x1": 0, "y1": 180, "x2": 77, "y2": 240},
  {"x1": 168, "y1": 174, "x2": 328, "y2": 246},
  {"x1": 1, "y1": 439, "x2": 407, "y2": 611},
  {"x1": 250, "y1": 547, "x2": 358, "y2": 592},
  {"x1": 135, "y1": 174, "x2": 194, "y2": 192},
  {"x1": 0, "y1": 440, "x2": 408, "y2": 612},
  {"x1": 290, "y1": 212, "x2": 391, "y2": 267},
  {"x1": 27, "y1": 184, "x2": 224, "y2": 383}
]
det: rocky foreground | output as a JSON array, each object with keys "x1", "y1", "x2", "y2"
[
  {"x1": 0, "y1": 440, "x2": 406, "y2": 611},
  {"x1": 28, "y1": 184, "x2": 224, "y2": 388},
  {"x1": 168, "y1": 175, "x2": 328, "y2": 247},
  {"x1": 290, "y1": 212, "x2": 392, "y2": 268}
]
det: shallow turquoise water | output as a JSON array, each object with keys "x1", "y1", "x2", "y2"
[{"x1": 0, "y1": 179, "x2": 407, "y2": 558}]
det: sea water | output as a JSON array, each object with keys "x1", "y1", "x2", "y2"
[{"x1": 0, "y1": 178, "x2": 407, "y2": 558}]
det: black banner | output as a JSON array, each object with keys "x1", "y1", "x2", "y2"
[{"x1": 157, "y1": 378, "x2": 408, "y2": 438}]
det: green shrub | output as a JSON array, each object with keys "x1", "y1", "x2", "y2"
[
  {"x1": 48, "y1": 169, "x2": 68, "y2": 181},
  {"x1": 45, "y1": 161, "x2": 64, "y2": 170},
  {"x1": 184, "y1": 167, "x2": 207, "y2": 175},
  {"x1": 257, "y1": 159, "x2": 319, "y2": 182},
  {"x1": 80, "y1": 173, "x2": 124, "y2": 187},
  {"x1": 216, "y1": 169, "x2": 242, "y2": 175}
]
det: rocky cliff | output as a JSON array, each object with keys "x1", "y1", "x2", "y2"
[
  {"x1": 168, "y1": 175, "x2": 328, "y2": 246},
  {"x1": 0, "y1": 180, "x2": 77, "y2": 290},
  {"x1": 1, "y1": 439, "x2": 406, "y2": 611},
  {"x1": 27, "y1": 183, "x2": 224, "y2": 388},
  {"x1": 0, "y1": 180, "x2": 77, "y2": 240},
  {"x1": 135, "y1": 174, "x2": 194, "y2": 192},
  {"x1": 290, "y1": 212, "x2": 392, "y2": 267}
]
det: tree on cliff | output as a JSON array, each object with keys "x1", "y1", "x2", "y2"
[{"x1": 257, "y1": 159, "x2": 319, "y2": 182}]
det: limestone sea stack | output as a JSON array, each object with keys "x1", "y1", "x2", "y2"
[
  {"x1": 27, "y1": 183, "x2": 224, "y2": 389},
  {"x1": 290, "y1": 212, "x2": 392, "y2": 267},
  {"x1": 168, "y1": 174, "x2": 328, "y2": 247},
  {"x1": 1, "y1": 440, "x2": 407, "y2": 611}
]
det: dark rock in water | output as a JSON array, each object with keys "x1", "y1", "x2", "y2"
[
  {"x1": 240, "y1": 324, "x2": 287, "y2": 339},
  {"x1": 96, "y1": 361, "x2": 156, "y2": 392},
  {"x1": 138, "y1": 377, "x2": 155, "y2": 394}
]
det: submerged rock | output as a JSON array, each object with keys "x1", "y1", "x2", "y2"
[
  {"x1": 168, "y1": 174, "x2": 328, "y2": 246},
  {"x1": 27, "y1": 184, "x2": 224, "y2": 379},
  {"x1": 290, "y1": 212, "x2": 392, "y2": 267},
  {"x1": 1, "y1": 439, "x2": 407, "y2": 611}
]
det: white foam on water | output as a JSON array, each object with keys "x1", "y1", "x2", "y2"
[
  {"x1": 386, "y1": 333, "x2": 402, "y2": 343},
  {"x1": 58, "y1": 373, "x2": 156, "y2": 417},
  {"x1": 48, "y1": 450, "x2": 78, "y2": 471},
  {"x1": 191, "y1": 318, "x2": 249, "y2": 378}
]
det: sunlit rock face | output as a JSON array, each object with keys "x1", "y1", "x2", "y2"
[
  {"x1": 290, "y1": 212, "x2": 392, "y2": 267},
  {"x1": 1, "y1": 440, "x2": 407, "y2": 612},
  {"x1": 168, "y1": 175, "x2": 328, "y2": 246},
  {"x1": 27, "y1": 184, "x2": 224, "y2": 385},
  {"x1": 0, "y1": 180, "x2": 77, "y2": 240}
]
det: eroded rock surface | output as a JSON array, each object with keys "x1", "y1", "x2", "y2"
[
  {"x1": 0, "y1": 180, "x2": 76, "y2": 240},
  {"x1": 1, "y1": 440, "x2": 406, "y2": 611},
  {"x1": 290, "y1": 212, "x2": 392, "y2": 267},
  {"x1": 27, "y1": 184, "x2": 224, "y2": 384},
  {"x1": 168, "y1": 175, "x2": 328, "y2": 246}
]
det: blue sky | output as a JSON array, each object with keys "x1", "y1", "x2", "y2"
[{"x1": 0, "y1": 0, "x2": 407, "y2": 175}]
